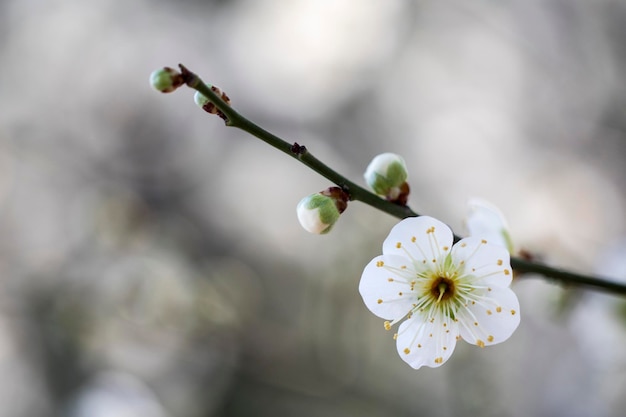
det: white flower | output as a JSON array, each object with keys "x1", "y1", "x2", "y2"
[
  {"x1": 359, "y1": 216, "x2": 520, "y2": 369},
  {"x1": 466, "y1": 198, "x2": 514, "y2": 253}
]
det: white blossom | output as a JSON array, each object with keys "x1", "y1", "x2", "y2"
[
  {"x1": 359, "y1": 216, "x2": 520, "y2": 369},
  {"x1": 466, "y1": 198, "x2": 514, "y2": 253}
]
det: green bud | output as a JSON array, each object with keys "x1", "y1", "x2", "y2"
[
  {"x1": 296, "y1": 187, "x2": 349, "y2": 234},
  {"x1": 150, "y1": 67, "x2": 183, "y2": 93},
  {"x1": 364, "y1": 153, "x2": 409, "y2": 203},
  {"x1": 194, "y1": 91, "x2": 211, "y2": 108},
  {"x1": 193, "y1": 86, "x2": 231, "y2": 120}
]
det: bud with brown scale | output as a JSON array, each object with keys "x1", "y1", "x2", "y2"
[
  {"x1": 149, "y1": 67, "x2": 184, "y2": 93},
  {"x1": 194, "y1": 86, "x2": 231, "y2": 120},
  {"x1": 364, "y1": 153, "x2": 410, "y2": 205},
  {"x1": 296, "y1": 187, "x2": 349, "y2": 234}
]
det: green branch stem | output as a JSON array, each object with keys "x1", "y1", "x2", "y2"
[{"x1": 178, "y1": 64, "x2": 626, "y2": 297}]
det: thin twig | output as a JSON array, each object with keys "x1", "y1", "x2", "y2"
[{"x1": 177, "y1": 63, "x2": 626, "y2": 297}]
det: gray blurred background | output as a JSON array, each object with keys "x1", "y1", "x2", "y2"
[{"x1": 1, "y1": 0, "x2": 626, "y2": 416}]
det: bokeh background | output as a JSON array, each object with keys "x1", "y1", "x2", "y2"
[{"x1": 1, "y1": 0, "x2": 626, "y2": 416}]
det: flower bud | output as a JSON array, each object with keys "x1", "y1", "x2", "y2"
[
  {"x1": 466, "y1": 198, "x2": 514, "y2": 253},
  {"x1": 296, "y1": 187, "x2": 349, "y2": 234},
  {"x1": 149, "y1": 67, "x2": 184, "y2": 93},
  {"x1": 194, "y1": 86, "x2": 231, "y2": 119},
  {"x1": 364, "y1": 153, "x2": 409, "y2": 204}
]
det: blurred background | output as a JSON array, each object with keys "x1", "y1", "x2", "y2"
[{"x1": 1, "y1": 0, "x2": 626, "y2": 415}]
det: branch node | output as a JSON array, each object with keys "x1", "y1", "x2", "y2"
[
  {"x1": 178, "y1": 63, "x2": 198, "y2": 88},
  {"x1": 291, "y1": 142, "x2": 307, "y2": 155},
  {"x1": 340, "y1": 184, "x2": 353, "y2": 200}
]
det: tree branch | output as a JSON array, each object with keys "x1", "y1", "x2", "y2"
[{"x1": 177, "y1": 64, "x2": 626, "y2": 297}]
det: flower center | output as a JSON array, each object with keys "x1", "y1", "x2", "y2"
[{"x1": 430, "y1": 277, "x2": 455, "y2": 303}]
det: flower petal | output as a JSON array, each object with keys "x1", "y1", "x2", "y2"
[
  {"x1": 457, "y1": 286, "x2": 520, "y2": 347},
  {"x1": 395, "y1": 313, "x2": 459, "y2": 369},
  {"x1": 451, "y1": 237, "x2": 512, "y2": 288},
  {"x1": 359, "y1": 254, "x2": 419, "y2": 321},
  {"x1": 382, "y1": 216, "x2": 453, "y2": 267},
  {"x1": 466, "y1": 198, "x2": 513, "y2": 252}
]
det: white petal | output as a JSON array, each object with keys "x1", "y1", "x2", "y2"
[
  {"x1": 457, "y1": 286, "x2": 520, "y2": 347},
  {"x1": 296, "y1": 206, "x2": 331, "y2": 234},
  {"x1": 382, "y1": 216, "x2": 453, "y2": 267},
  {"x1": 451, "y1": 237, "x2": 512, "y2": 288},
  {"x1": 467, "y1": 198, "x2": 509, "y2": 226},
  {"x1": 395, "y1": 313, "x2": 459, "y2": 369},
  {"x1": 359, "y1": 254, "x2": 418, "y2": 321},
  {"x1": 466, "y1": 198, "x2": 512, "y2": 251}
]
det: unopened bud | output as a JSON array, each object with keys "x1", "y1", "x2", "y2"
[
  {"x1": 150, "y1": 67, "x2": 184, "y2": 93},
  {"x1": 296, "y1": 187, "x2": 349, "y2": 234},
  {"x1": 364, "y1": 153, "x2": 409, "y2": 204},
  {"x1": 194, "y1": 86, "x2": 231, "y2": 120}
]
